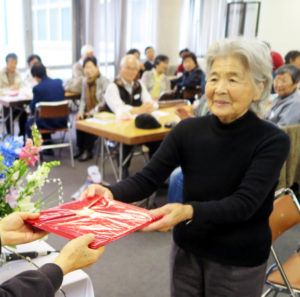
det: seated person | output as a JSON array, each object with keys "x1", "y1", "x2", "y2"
[
  {"x1": 265, "y1": 64, "x2": 300, "y2": 127},
  {"x1": 284, "y1": 50, "x2": 300, "y2": 66},
  {"x1": 104, "y1": 54, "x2": 159, "y2": 177},
  {"x1": 65, "y1": 44, "x2": 94, "y2": 93},
  {"x1": 0, "y1": 211, "x2": 104, "y2": 297},
  {"x1": 141, "y1": 55, "x2": 171, "y2": 100},
  {"x1": 0, "y1": 53, "x2": 27, "y2": 137},
  {"x1": 75, "y1": 56, "x2": 110, "y2": 162},
  {"x1": 175, "y1": 48, "x2": 189, "y2": 75},
  {"x1": 126, "y1": 48, "x2": 145, "y2": 78},
  {"x1": 23, "y1": 54, "x2": 42, "y2": 89},
  {"x1": 144, "y1": 46, "x2": 155, "y2": 71},
  {"x1": 171, "y1": 52, "x2": 205, "y2": 101},
  {"x1": 26, "y1": 63, "x2": 67, "y2": 143}
]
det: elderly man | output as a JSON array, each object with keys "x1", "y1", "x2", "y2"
[
  {"x1": 104, "y1": 54, "x2": 159, "y2": 177},
  {"x1": 0, "y1": 53, "x2": 26, "y2": 137},
  {"x1": 66, "y1": 44, "x2": 94, "y2": 92},
  {"x1": 265, "y1": 64, "x2": 300, "y2": 127}
]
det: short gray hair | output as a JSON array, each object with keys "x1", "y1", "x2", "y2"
[
  {"x1": 120, "y1": 54, "x2": 139, "y2": 68},
  {"x1": 275, "y1": 64, "x2": 300, "y2": 84},
  {"x1": 81, "y1": 44, "x2": 94, "y2": 56},
  {"x1": 205, "y1": 38, "x2": 273, "y2": 116}
]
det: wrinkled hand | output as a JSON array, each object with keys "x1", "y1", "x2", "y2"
[
  {"x1": 76, "y1": 113, "x2": 84, "y2": 120},
  {"x1": 80, "y1": 184, "x2": 114, "y2": 200},
  {"x1": 0, "y1": 212, "x2": 48, "y2": 246},
  {"x1": 175, "y1": 107, "x2": 194, "y2": 120},
  {"x1": 142, "y1": 203, "x2": 193, "y2": 232},
  {"x1": 53, "y1": 234, "x2": 105, "y2": 275}
]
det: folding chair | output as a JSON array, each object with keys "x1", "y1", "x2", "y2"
[
  {"x1": 262, "y1": 188, "x2": 300, "y2": 297},
  {"x1": 34, "y1": 100, "x2": 74, "y2": 167}
]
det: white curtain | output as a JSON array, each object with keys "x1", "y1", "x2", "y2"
[{"x1": 179, "y1": 0, "x2": 227, "y2": 57}]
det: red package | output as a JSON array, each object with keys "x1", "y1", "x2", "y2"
[{"x1": 26, "y1": 196, "x2": 158, "y2": 248}]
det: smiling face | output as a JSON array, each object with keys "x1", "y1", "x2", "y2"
[
  {"x1": 205, "y1": 55, "x2": 263, "y2": 123},
  {"x1": 274, "y1": 72, "x2": 298, "y2": 98},
  {"x1": 6, "y1": 58, "x2": 17, "y2": 73},
  {"x1": 83, "y1": 61, "x2": 98, "y2": 78},
  {"x1": 183, "y1": 57, "x2": 196, "y2": 72}
]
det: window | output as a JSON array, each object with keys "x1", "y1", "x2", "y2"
[
  {"x1": 32, "y1": 0, "x2": 72, "y2": 67},
  {"x1": 0, "y1": 0, "x2": 26, "y2": 69},
  {"x1": 126, "y1": 0, "x2": 156, "y2": 59}
]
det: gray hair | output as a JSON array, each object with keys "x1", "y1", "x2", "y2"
[
  {"x1": 205, "y1": 38, "x2": 273, "y2": 116},
  {"x1": 275, "y1": 64, "x2": 300, "y2": 84},
  {"x1": 81, "y1": 44, "x2": 94, "y2": 56},
  {"x1": 120, "y1": 54, "x2": 139, "y2": 68}
]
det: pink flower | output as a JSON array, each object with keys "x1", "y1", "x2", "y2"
[
  {"x1": 26, "y1": 154, "x2": 40, "y2": 167},
  {"x1": 19, "y1": 139, "x2": 42, "y2": 166},
  {"x1": 4, "y1": 187, "x2": 19, "y2": 208}
]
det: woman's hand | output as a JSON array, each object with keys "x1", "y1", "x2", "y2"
[
  {"x1": 80, "y1": 184, "x2": 114, "y2": 200},
  {"x1": 175, "y1": 107, "x2": 194, "y2": 120},
  {"x1": 0, "y1": 212, "x2": 48, "y2": 246},
  {"x1": 142, "y1": 203, "x2": 193, "y2": 232},
  {"x1": 76, "y1": 113, "x2": 84, "y2": 120},
  {"x1": 53, "y1": 234, "x2": 105, "y2": 275}
]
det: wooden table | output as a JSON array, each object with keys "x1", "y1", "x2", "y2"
[{"x1": 76, "y1": 106, "x2": 190, "y2": 181}]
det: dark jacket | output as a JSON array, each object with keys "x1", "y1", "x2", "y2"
[
  {"x1": 30, "y1": 77, "x2": 67, "y2": 130},
  {"x1": 171, "y1": 67, "x2": 204, "y2": 91}
]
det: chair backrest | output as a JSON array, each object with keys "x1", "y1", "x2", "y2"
[
  {"x1": 36, "y1": 100, "x2": 69, "y2": 118},
  {"x1": 158, "y1": 99, "x2": 190, "y2": 108},
  {"x1": 269, "y1": 188, "x2": 300, "y2": 243}
]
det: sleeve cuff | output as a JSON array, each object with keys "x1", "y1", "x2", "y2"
[{"x1": 39, "y1": 263, "x2": 63, "y2": 291}]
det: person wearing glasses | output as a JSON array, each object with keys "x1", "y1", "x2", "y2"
[{"x1": 265, "y1": 64, "x2": 300, "y2": 126}]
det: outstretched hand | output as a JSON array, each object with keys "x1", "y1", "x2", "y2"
[
  {"x1": 142, "y1": 203, "x2": 193, "y2": 232},
  {"x1": 80, "y1": 184, "x2": 114, "y2": 200},
  {"x1": 53, "y1": 234, "x2": 105, "y2": 275},
  {"x1": 0, "y1": 212, "x2": 48, "y2": 246}
]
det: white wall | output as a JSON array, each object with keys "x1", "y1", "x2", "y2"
[
  {"x1": 258, "y1": 0, "x2": 300, "y2": 58},
  {"x1": 155, "y1": 0, "x2": 182, "y2": 66}
]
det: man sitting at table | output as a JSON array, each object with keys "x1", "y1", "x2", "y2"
[
  {"x1": 0, "y1": 53, "x2": 27, "y2": 138},
  {"x1": 26, "y1": 63, "x2": 67, "y2": 150},
  {"x1": 104, "y1": 54, "x2": 159, "y2": 178}
]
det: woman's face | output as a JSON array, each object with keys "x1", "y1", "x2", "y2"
[
  {"x1": 156, "y1": 61, "x2": 168, "y2": 74},
  {"x1": 274, "y1": 72, "x2": 298, "y2": 98},
  {"x1": 84, "y1": 61, "x2": 98, "y2": 78},
  {"x1": 183, "y1": 57, "x2": 196, "y2": 72},
  {"x1": 205, "y1": 56, "x2": 262, "y2": 124}
]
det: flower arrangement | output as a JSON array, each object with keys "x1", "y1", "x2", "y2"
[{"x1": 0, "y1": 126, "x2": 61, "y2": 218}]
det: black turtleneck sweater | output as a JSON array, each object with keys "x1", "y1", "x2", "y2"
[{"x1": 108, "y1": 111, "x2": 290, "y2": 267}]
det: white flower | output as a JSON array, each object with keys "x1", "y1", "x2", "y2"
[{"x1": 11, "y1": 171, "x2": 19, "y2": 181}]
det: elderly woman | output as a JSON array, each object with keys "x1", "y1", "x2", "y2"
[
  {"x1": 265, "y1": 64, "x2": 300, "y2": 126},
  {"x1": 171, "y1": 52, "x2": 205, "y2": 101},
  {"x1": 141, "y1": 55, "x2": 171, "y2": 100},
  {"x1": 75, "y1": 56, "x2": 110, "y2": 162},
  {"x1": 82, "y1": 39, "x2": 290, "y2": 297}
]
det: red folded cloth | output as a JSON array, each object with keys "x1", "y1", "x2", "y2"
[{"x1": 26, "y1": 196, "x2": 157, "y2": 248}]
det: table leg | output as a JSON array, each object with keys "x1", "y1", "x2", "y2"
[
  {"x1": 118, "y1": 143, "x2": 123, "y2": 181},
  {"x1": 9, "y1": 107, "x2": 13, "y2": 136},
  {"x1": 100, "y1": 137, "x2": 104, "y2": 179},
  {"x1": 1, "y1": 105, "x2": 4, "y2": 139}
]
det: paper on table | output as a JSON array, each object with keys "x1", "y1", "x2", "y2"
[
  {"x1": 86, "y1": 118, "x2": 115, "y2": 125},
  {"x1": 26, "y1": 196, "x2": 158, "y2": 248}
]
